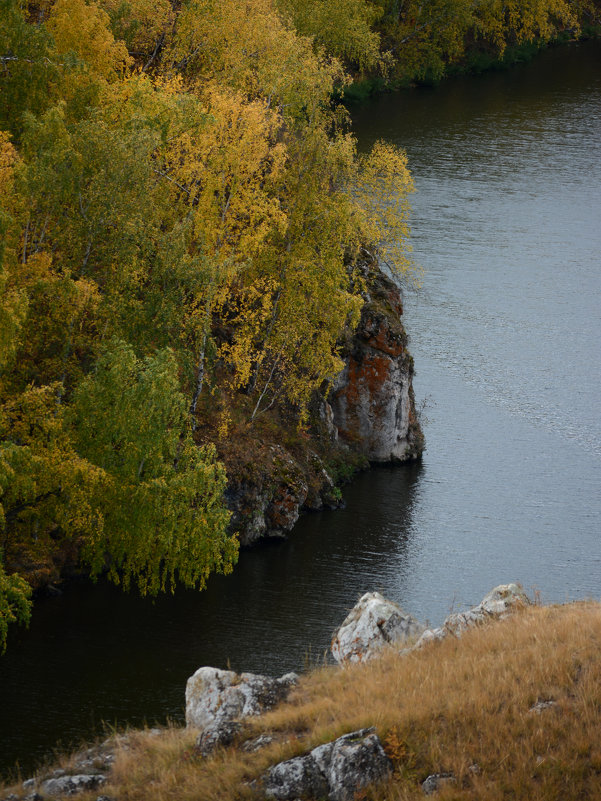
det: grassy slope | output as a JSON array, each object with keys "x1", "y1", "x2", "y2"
[{"x1": 5, "y1": 600, "x2": 601, "y2": 800}]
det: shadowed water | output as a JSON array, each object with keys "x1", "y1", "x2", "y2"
[{"x1": 1, "y1": 40, "x2": 600, "y2": 779}]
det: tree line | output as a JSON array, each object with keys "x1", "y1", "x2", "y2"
[{"x1": 0, "y1": 0, "x2": 416, "y2": 651}]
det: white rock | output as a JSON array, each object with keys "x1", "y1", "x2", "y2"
[
  {"x1": 414, "y1": 583, "x2": 530, "y2": 648},
  {"x1": 331, "y1": 592, "x2": 425, "y2": 664},
  {"x1": 529, "y1": 699, "x2": 557, "y2": 714},
  {"x1": 421, "y1": 773, "x2": 456, "y2": 795},
  {"x1": 185, "y1": 667, "x2": 298, "y2": 754},
  {"x1": 264, "y1": 728, "x2": 391, "y2": 801},
  {"x1": 39, "y1": 774, "x2": 106, "y2": 797}
]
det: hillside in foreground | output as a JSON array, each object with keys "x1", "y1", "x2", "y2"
[{"x1": 3, "y1": 599, "x2": 601, "y2": 800}]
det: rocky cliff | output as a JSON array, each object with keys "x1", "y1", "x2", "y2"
[
  {"x1": 225, "y1": 260, "x2": 424, "y2": 546},
  {"x1": 329, "y1": 260, "x2": 424, "y2": 462}
]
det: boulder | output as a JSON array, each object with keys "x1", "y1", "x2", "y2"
[
  {"x1": 331, "y1": 592, "x2": 425, "y2": 664},
  {"x1": 263, "y1": 728, "x2": 392, "y2": 801},
  {"x1": 415, "y1": 583, "x2": 530, "y2": 648},
  {"x1": 185, "y1": 667, "x2": 298, "y2": 754}
]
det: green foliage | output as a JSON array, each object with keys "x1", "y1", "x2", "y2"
[
  {"x1": 0, "y1": 0, "x2": 60, "y2": 136},
  {"x1": 277, "y1": 0, "x2": 384, "y2": 70},
  {"x1": 372, "y1": 0, "x2": 588, "y2": 84},
  {"x1": 0, "y1": 552, "x2": 31, "y2": 654},
  {"x1": 70, "y1": 340, "x2": 236, "y2": 594}
]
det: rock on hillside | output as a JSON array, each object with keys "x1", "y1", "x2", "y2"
[
  {"x1": 263, "y1": 728, "x2": 391, "y2": 801},
  {"x1": 331, "y1": 591, "x2": 425, "y2": 665},
  {"x1": 330, "y1": 583, "x2": 531, "y2": 664},
  {"x1": 185, "y1": 667, "x2": 298, "y2": 755}
]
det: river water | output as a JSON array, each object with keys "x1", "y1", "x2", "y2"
[{"x1": 1, "y1": 40, "x2": 600, "y2": 779}]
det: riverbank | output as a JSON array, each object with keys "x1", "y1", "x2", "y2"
[
  {"x1": 343, "y1": 26, "x2": 601, "y2": 104},
  {"x1": 6, "y1": 256, "x2": 423, "y2": 596},
  {"x1": 3, "y1": 598, "x2": 601, "y2": 799}
]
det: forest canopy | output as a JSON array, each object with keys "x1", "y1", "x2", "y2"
[{"x1": 1, "y1": 0, "x2": 598, "y2": 651}]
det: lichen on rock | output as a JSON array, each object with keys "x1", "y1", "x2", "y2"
[
  {"x1": 185, "y1": 667, "x2": 298, "y2": 755},
  {"x1": 329, "y1": 260, "x2": 424, "y2": 463},
  {"x1": 263, "y1": 728, "x2": 392, "y2": 801}
]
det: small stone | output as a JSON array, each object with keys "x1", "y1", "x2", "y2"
[
  {"x1": 529, "y1": 699, "x2": 557, "y2": 714},
  {"x1": 242, "y1": 734, "x2": 276, "y2": 752},
  {"x1": 421, "y1": 773, "x2": 456, "y2": 795},
  {"x1": 22, "y1": 780, "x2": 35, "y2": 792},
  {"x1": 195, "y1": 719, "x2": 242, "y2": 756}
]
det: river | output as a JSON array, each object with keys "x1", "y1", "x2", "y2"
[{"x1": 1, "y1": 40, "x2": 600, "y2": 780}]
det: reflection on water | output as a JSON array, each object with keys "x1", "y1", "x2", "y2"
[{"x1": 2, "y1": 40, "x2": 601, "y2": 779}]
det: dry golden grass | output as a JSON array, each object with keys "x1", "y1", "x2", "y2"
[{"x1": 4, "y1": 601, "x2": 601, "y2": 800}]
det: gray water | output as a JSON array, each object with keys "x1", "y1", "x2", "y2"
[{"x1": 1, "y1": 40, "x2": 600, "y2": 780}]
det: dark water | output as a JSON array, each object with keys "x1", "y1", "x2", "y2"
[{"x1": 1, "y1": 41, "x2": 601, "y2": 779}]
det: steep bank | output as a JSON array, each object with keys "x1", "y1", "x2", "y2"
[
  {"x1": 219, "y1": 259, "x2": 424, "y2": 547},
  {"x1": 6, "y1": 260, "x2": 422, "y2": 587},
  {"x1": 4, "y1": 598, "x2": 601, "y2": 799}
]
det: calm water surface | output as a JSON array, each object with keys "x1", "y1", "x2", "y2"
[{"x1": 1, "y1": 41, "x2": 600, "y2": 778}]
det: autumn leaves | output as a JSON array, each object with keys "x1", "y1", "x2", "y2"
[{"x1": 0, "y1": 0, "x2": 417, "y2": 648}]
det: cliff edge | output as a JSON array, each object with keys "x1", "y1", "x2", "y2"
[{"x1": 222, "y1": 260, "x2": 424, "y2": 546}]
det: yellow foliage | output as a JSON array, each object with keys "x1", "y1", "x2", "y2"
[
  {"x1": 168, "y1": 0, "x2": 347, "y2": 117},
  {"x1": 181, "y1": 88, "x2": 287, "y2": 261},
  {"x1": 0, "y1": 132, "x2": 18, "y2": 194},
  {"x1": 357, "y1": 140, "x2": 418, "y2": 284},
  {"x1": 0, "y1": 131, "x2": 27, "y2": 376},
  {"x1": 474, "y1": 0, "x2": 580, "y2": 54},
  {"x1": 46, "y1": 0, "x2": 132, "y2": 80},
  {"x1": 98, "y1": 0, "x2": 173, "y2": 55}
]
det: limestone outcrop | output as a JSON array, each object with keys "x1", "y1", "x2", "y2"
[
  {"x1": 414, "y1": 583, "x2": 530, "y2": 648},
  {"x1": 37, "y1": 775, "x2": 107, "y2": 798},
  {"x1": 331, "y1": 584, "x2": 530, "y2": 664},
  {"x1": 331, "y1": 591, "x2": 425, "y2": 664},
  {"x1": 263, "y1": 728, "x2": 391, "y2": 801},
  {"x1": 329, "y1": 262, "x2": 423, "y2": 463},
  {"x1": 185, "y1": 667, "x2": 298, "y2": 754}
]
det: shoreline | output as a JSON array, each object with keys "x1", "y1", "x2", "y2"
[{"x1": 3, "y1": 591, "x2": 601, "y2": 798}]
